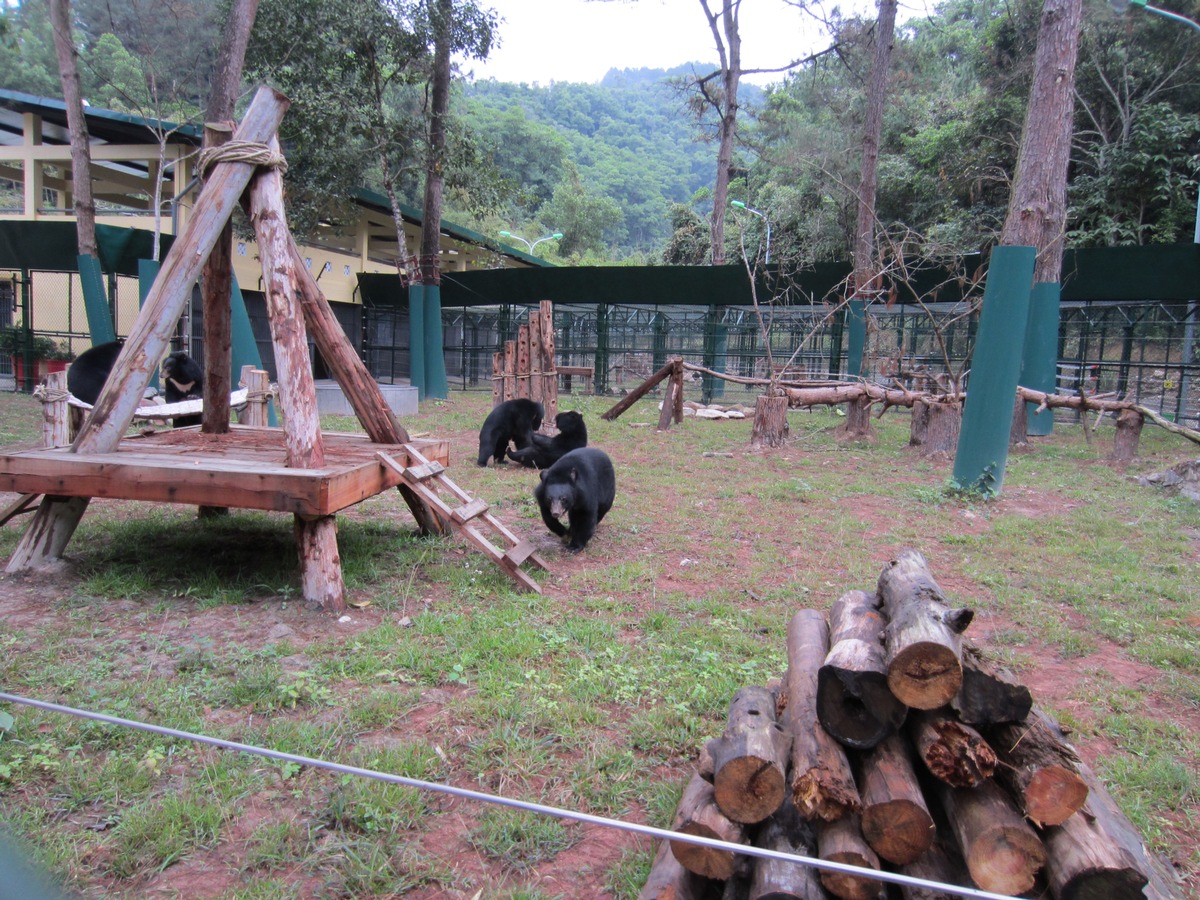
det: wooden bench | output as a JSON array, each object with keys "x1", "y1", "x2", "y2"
[{"x1": 557, "y1": 365, "x2": 594, "y2": 394}]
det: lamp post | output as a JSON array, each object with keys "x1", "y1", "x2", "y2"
[
  {"x1": 499, "y1": 230, "x2": 564, "y2": 255},
  {"x1": 730, "y1": 200, "x2": 771, "y2": 264},
  {"x1": 1111, "y1": 0, "x2": 1199, "y2": 420}
]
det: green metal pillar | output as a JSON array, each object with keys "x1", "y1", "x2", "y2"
[
  {"x1": 952, "y1": 245, "x2": 1036, "y2": 496},
  {"x1": 847, "y1": 299, "x2": 866, "y2": 378},
  {"x1": 594, "y1": 303, "x2": 610, "y2": 395},
  {"x1": 78, "y1": 254, "x2": 117, "y2": 344},
  {"x1": 423, "y1": 284, "x2": 448, "y2": 399},
  {"x1": 702, "y1": 306, "x2": 727, "y2": 402},
  {"x1": 1022, "y1": 281, "x2": 1060, "y2": 436},
  {"x1": 409, "y1": 284, "x2": 426, "y2": 400}
]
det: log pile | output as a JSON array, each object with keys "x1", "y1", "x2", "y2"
[{"x1": 640, "y1": 548, "x2": 1182, "y2": 900}]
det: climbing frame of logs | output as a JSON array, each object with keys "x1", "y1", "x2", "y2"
[
  {"x1": 492, "y1": 300, "x2": 558, "y2": 423},
  {"x1": 640, "y1": 547, "x2": 1184, "y2": 900}
]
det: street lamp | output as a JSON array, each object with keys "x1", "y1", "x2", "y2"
[
  {"x1": 499, "y1": 230, "x2": 563, "y2": 255},
  {"x1": 730, "y1": 200, "x2": 771, "y2": 264}
]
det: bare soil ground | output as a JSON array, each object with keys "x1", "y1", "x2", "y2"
[{"x1": 1, "y1": 389, "x2": 1198, "y2": 898}]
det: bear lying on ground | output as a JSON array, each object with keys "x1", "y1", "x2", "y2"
[
  {"x1": 67, "y1": 340, "x2": 124, "y2": 405},
  {"x1": 534, "y1": 447, "x2": 615, "y2": 552},
  {"x1": 507, "y1": 410, "x2": 587, "y2": 469},
  {"x1": 161, "y1": 350, "x2": 204, "y2": 427},
  {"x1": 477, "y1": 398, "x2": 544, "y2": 466}
]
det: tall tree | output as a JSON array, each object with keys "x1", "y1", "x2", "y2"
[
  {"x1": 48, "y1": 0, "x2": 97, "y2": 257},
  {"x1": 697, "y1": 0, "x2": 743, "y2": 264}
]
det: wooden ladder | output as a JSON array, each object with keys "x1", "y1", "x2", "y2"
[{"x1": 377, "y1": 444, "x2": 549, "y2": 593}]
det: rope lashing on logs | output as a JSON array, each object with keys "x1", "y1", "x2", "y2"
[
  {"x1": 31, "y1": 384, "x2": 70, "y2": 403},
  {"x1": 197, "y1": 140, "x2": 288, "y2": 178}
]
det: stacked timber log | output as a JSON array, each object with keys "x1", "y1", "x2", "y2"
[
  {"x1": 492, "y1": 299, "x2": 558, "y2": 425},
  {"x1": 640, "y1": 548, "x2": 1183, "y2": 900}
]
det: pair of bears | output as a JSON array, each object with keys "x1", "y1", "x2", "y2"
[
  {"x1": 476, "y1": 398, "x2": 615, "y2": 552},
  {"x1": 67, "y1": 340, "x2": 204, "y2": 427}
]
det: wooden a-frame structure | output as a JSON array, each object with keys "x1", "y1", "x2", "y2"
[{"x1": 0, "y1": 87, "x2": 547, "y2": 607}]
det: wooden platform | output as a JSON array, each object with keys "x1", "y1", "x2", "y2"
[{"x1": 0, "y1": 426, "x2": 450, "y2": 517}]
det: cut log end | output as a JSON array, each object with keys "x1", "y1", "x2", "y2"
[
  {"x1": 713, "y1": 757, "x2": 787, "y2": 825},
  {"x1": 1026, "y1": 765, "x2": 1090, "y2": 827},
  {"x1": 888, "y1": 643, "x2": 963, "y2": 709},
  {"x1": 964, "y1": 826, "x2": 1047, "y2": 896},
  {"x1": 861, "y1": 800, "x2": 935, "y2": 865},
  {"x1": 671, "y1": 824, "x2": 740, "y2": 881},
  {"x1": 820, "y1": 852, "x2": 883, "y2": 900}
]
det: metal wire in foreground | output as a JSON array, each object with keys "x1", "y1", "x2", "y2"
[{"x1": 0, "y1": 691, "x2": 1016, "y2": 900}]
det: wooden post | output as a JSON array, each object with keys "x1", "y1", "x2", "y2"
[
  {"x1": 529, "y1": 308, "x2": 544, "y2": 409},
  {"x1": 40, "y1": 370, "x2": 70, "y2": 448},
  {"x1": 6, "y1": 86, "x2": 290, "y2": 573},
  {"x1": 492, "y1": 351, "x2": 503, "y2": 405},
  {"x1": 503, "y1": 339, "x2": 516, "y2": 402},
  {"x1": 817, "y1": 589, "x2": 906, "y2": 749},
  {"x1": 1112, "y1": 406, "x2": 1143, "y2": 462},
  {"x1": 706, "y1": 685, "x2": 791, "y2": 824},
  {"x1": 876, "y1": 548, "x2": 973, "y2": 709},
  {"x1": 201, "y1": 121, "x2": 235, "y2": 440},
  {"x1": 784, "y1": 609, "x2": 861, "y2": 822},
  {"x1": 239, "y1": 366, "x2": 271, "y2": 427},
  {"x1": 249, "y1": 136, "x2": 343, "y2": 612},
  {"x1": 516, "y1": 323, "x2": 530, "y2": 399},
  {"x1": 750, "y1": 394, "x2": 790, "y2": 449},
  {"x1": 540, "y1": 300, "x2": 557, "y2": 424}
]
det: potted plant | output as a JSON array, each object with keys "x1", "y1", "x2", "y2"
[{"x1": 2, "y1": 328, "x2": 75, "y2": 385}]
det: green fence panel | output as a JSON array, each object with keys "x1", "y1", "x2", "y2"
[
  {"x1": 78, "y1": 254, "x2": 116, "y2": 344},
  {"x1": 1022, "y1": 281, "x2": 1061, "y2": 436}
]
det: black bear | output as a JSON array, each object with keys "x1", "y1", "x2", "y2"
[
  {"x1": 67, "y1": 340, "x2": 124, "y2": 405},
  {"x1": 476, "y1": 398, "x2": 543, "y2": 466},
  {"x1": 507, "y1": 410, "x2": 587, "y2": 469},
  {"x1": 161, "y1": 350, "x2": 204, "y2": 427},
  {"x1": 534, "y1": 447, "x2": 615, "y2": 552}
]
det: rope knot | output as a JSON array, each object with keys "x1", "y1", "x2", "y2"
[{"x1": 197, "y1": 141, "x2": 288, "y2": 178}]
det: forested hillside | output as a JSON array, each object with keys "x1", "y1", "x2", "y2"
[{"x1": 3, "y1": 0, "x2": 1199, "y2": 267}]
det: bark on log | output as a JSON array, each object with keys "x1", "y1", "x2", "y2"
[
  {"x1": 909, "y1": 397, "x2": 961, "y2": 456},
  {"x1": 747, "y1": 798, "x2": 823, "y2": 900},
  {"x1": 1112, "y1": 407, "x2": 1143, "y2": 462},
  {"x1": 817, "y1": 589, "x2": 906, "y2": 749},
  {"x1": 1044, "y1": 799, "x2": 1149, "y2": 900},
  {"x1": 750, "y1": 395, "x2": 790, "y2": 450},
  {"x1": 987, "y1": 708, "x2": 1088, "y2": 827},
  {"x1": 539, "y1": 301, "x2": 558, "y2": 424},
  {"x1": 909, "y1": 708, "x2": 996, "y2": 788},
  {"x1": 936, "y1": 779, "x2": 1046, "y2": 895},
  {"x1": 784, "y1": 610, "x2": 861, "y2": 822},
  {"x1": 877, "y1": 548, "x2": 972, "y2": 709},
  {"x1": 951, "y1": 643, "x2": 1032, "y2": 726},
  {"x1": 670, "y1": 773, "x2": 748, "y2": 881},
  {"x1": 1010, "y1": 395, "x2": 1028, "y2": 446},
  {"x1": 856, "y1": 733, "x2": 934, "y2": 865},
  {"x1": 708, "y1": 686, "x2": 792, "y2": 824},
  {"x1": 201, "y1": 121, "x2": 235, "y2": 442},
  {"x1": 898, "y1": 832, "x2": 973, "y2": 900},
  {"x1": 816, "y1": 815, "x2": 883, "y2": 900},
  {"x1": 640, "y1": 839, "x2": 722, "y2": 900},
  {"x1": 839, "y1": 394, "x2": 873, "y2": 440},
  {"x1": 602, "y1": 359, "x2": 681, "y2": 421}
]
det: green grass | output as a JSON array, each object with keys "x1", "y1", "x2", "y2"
[{"x1": 1, "y1": 389, "x2": 1198, "y2": 897}]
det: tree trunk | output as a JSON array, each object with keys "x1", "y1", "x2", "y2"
[
  {"x1": 856, "y1": 733, "x2": 934, "y2": 865},
  {"x1": 998, "y1": 0, "x2": 1083, "y2": 284},
  {"x1": 784, "y1": 609, "x2": 861, "y2": 822},
  {"x1": 817, "y1": 589, "x2": 906, "y2": 749},
  {"x1": 988, "y1": 708, "x2": 1088, "y2": 827},
  {"x1": 1111, "y1": 406, "x2": 1143, "y2": 462},
  {"x1": 699, "y1": 0, "x2": 741, "y2": 265},
  {"x1": 909, "y1": 397, "x2": 961, "y2": 455},
  {"x1": 669, "y1": 773, "x2": 747, "y2": 881},
  {"x1": 951, "y1": 642, "x2": 1033, "y2": 726},
  {"x1": 750, "y1": 395, "x2": 789, "y2": 450},
  {"x1": 908, "y1": 708, "x2": 997, "y2": 788},
  {"x1": 707, "y1": 686, "x2": 791, "y2": 824},
  {"x1": 937, "y1": 779, "x2": 1046, "y2": 896},
  {"x1": 1010, "y1": 395, "x2": 1028, "y2": 446},
  {"x1": 850, "y1": 0, "x2": 897, "y2": 304},
  {"x1": 840, "y1": 395, "x2": 873, "y2": 440},
  {"x1": 49, "y1": 0, "x2": 96, "y2": 256},
  {"x1": 816, "y1": 816, "x2": 882, "y2": 900},
  {"x1": 876, "y1": 548, "x2": 973, "y2": 709}
]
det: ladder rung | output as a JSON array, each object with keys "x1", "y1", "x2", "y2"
[
  {"x1": 451, "y1": 498, "x2": 489, "y2": 524},
  {"x1": 504, "y1": 540, "x2": 538, "y2": 566},
  {"x1": 405, "y1": 460, "x2": 445, "y2": 481}
]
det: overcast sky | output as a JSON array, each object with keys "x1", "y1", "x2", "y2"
[{"x1": 461, "y1": 0, "x2": 930, "y2": 88}]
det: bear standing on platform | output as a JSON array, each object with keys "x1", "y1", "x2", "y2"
[
  {"x1": 162, "y1": 350, "x2": 203, "y2": 427},
  {"x1": 534, "y1": 447, "x2": 615, "y2": 552},
  {"x1": 476, "y1": 398, "x2": 544, "y2": 466}
]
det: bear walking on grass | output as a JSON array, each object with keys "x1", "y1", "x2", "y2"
[
  {"x1": 534, "y1": 447, "x2": 615, "y2": 552},
  {"x1": 507, "y1": 410, "x2": 587, "y2": 469},
  {"x1": 477, "y1": 398, "x2": 544, "y2": 466}
]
